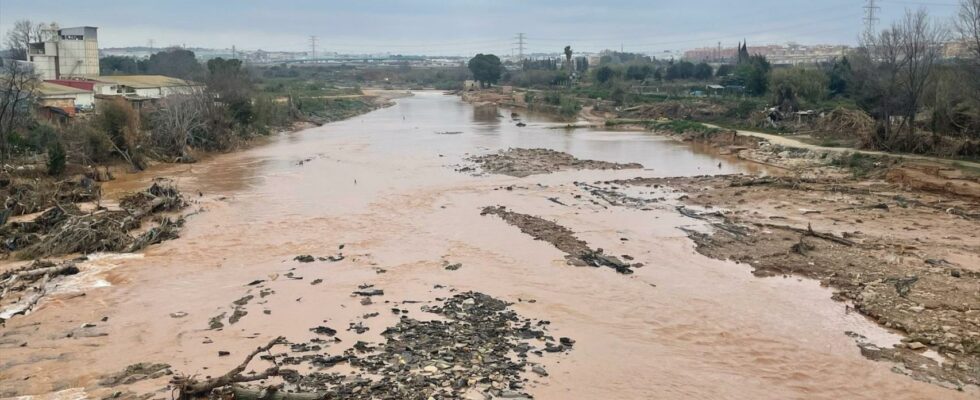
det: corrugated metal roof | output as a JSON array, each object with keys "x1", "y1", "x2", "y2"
[
  {"x1": 95, "y1": 75, "x2": 201, "y2": 89},
  {"x1": 38, "y1": 82, "x2": 92, "y2": 96}
]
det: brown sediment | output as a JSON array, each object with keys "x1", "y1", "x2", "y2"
[
  {"x1": 605, "y1": 171, "x2": 980, "y2": 388},
  {"x1": 466, "y1": 148, "x2": 643, "y2": 178},
  {"x1": 1, "y1": 92, "x2": 975, "y2": 400}
]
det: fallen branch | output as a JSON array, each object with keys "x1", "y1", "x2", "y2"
[
  {"x1": 757, "y1": 222, "x2": 856, "y2": 247},
  {"x1": 172, "y1": 336, "x2": 285, "y2": 400}
]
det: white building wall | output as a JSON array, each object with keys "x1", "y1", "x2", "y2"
[
  {"x1": 29, "y1": 55, "x2": 58, "y2": 80},
  {"x1": 74, "y1": 93, "x2": 95, "y2": 109},
  {"x1": 27, "y1": 27, "x2": 100, "y2": 79},
  {"x1": 134, "y1": 88, "x2": 163, "y2": 98},
  {"x1": 161, "y1": 86, "x2": 200, "y2": 96},
  {"x1": 58, "y1": 39, "x2": 99, "y2": 78},
  {"x1": 94, "y1": 83, "x2": 117, "y2": 95}
]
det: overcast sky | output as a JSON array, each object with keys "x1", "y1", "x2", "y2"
[{"x1": 0, "y1": 0, "x2": 963, "y2": 55}]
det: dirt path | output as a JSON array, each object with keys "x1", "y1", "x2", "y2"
[{"x1": 702, "y1": 123, "x2": 980, "y2": 171}]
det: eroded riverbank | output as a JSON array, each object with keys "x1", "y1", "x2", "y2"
[{"x1": 0, "y1": 92, "x2": 975, "y2": 399}]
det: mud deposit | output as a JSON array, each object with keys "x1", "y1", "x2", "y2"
[
  {"x1": 465, "y1": 148, "x2": 642, "y2": 177},
  {"x1": 0, "y1": 92, "x2": 975, "y2": 400},
  {"x1": 604, "y1": 174, "x2": 980, "y2": 389}
]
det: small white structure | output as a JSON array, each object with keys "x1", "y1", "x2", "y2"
[
  {"x1": 94, "y1": 75, "x2": 203, "y2": 99},
  {"x1": 37, "y1": 82, "x2": 95, "y2": 113}
]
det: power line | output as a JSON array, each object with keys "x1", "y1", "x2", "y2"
[
  {"x1": 864, "y1": 0, "x2": 881, "y2": 37},
  {"x1": 513, "y1": 33, "x2": 526, "y2": 62},
  {"x1": 879, "y1": 0, "x2": 957, "y2": 6},
  {"x1": 309, "y1": 35, "x2": 318, "y2": 60}
]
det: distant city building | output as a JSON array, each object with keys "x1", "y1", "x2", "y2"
[
  {"x1": 943, "y1": 40, "x2": 974, "y2": 59},
  {"x1": 28, "y1": 26, "x2": 100, "y2": 80},
  {"x1": 684, "y1": 43, "x2": 849, "y2": 65}
]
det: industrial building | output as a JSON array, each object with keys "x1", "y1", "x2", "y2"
[
  {"x1": 93, "y1": 75, "x2": 203, "y2": 99},
  {"x1": 20, "y1": 24, "x2": 205, "y2": 117},
  {"x1": 28, "y1": 26, "x2": 100, "y2": 80}
]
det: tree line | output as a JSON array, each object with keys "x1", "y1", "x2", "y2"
[
  {"x1": 0, "y1": 48, "x2": 295, "y2": 174},
  {"x1": 465, "y1": 1, "x2": 979, "y2": 156}
]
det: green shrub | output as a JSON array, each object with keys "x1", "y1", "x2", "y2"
[
  {"x1": 46, "y1": 140, "x2": 66, "y2": 176},
  {"x1": 831, "y1": 152, "x2": 878, "y2": 177},
  {"x1": 83, "y1": 127, "x2": 114, "y2": 163},
  {"x1": 726, "y1": 99, "x2": 764, "y2": 119},
  {"x1": 544, "y1": 91, "x2": 561, "y2": 105},
  {"x1": 558, "y1": 97, "x2": 581, "y2": 118},
  {"x1": 651, "y1": 120, "x2": 720, "y2": 135}
]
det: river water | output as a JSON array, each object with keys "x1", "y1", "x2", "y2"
[{"x1": 0, "y1": 92, "x2": 970, "y2": 399}]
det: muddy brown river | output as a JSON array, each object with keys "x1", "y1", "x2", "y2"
[{"x1": 1, "y1": 92, "x2": 973, "y2": 399}]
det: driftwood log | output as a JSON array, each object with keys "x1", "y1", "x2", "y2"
[
  {"x1": 0, "y1": 274, "x2": 51, "y2": 321},
  {"x1": 228, "y1": 386, "x2": 324, "y2": 400},
  {"x1": 758, "y1": 222, "x2": 857, "y2": 247},
  {"x1": 0, "y1": 261, "x2": 78, "y2": 321},
  {"x1": 172, "y1": 336, "x2": 285, "y2": 400}
]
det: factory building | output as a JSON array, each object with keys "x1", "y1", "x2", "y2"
[
  {"x1": 28, "y1": 26, "x2": 100, "y2": 80},
  {"x1": 22, "y1": 24, "x2": 203, "y2": 117}
]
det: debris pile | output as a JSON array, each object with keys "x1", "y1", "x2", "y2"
[
  {"x1": 2, "y1": 180, "x2": 187, "y2": 259},
  {"x1": 482, "y1": 206, "x2": 635, "y2": 274},
  {"x1": 816, "y1": 107, "x2": 874, "y2": 138},
  {"x1": 1, "y1": 175, "x2": 100, "y2": 217},
  {"x1": 466, "y1": 148, "x2": 642, "y2": 177},
  {"x1": 174, "y1": 292, "x2": 571, "y2": 400}
]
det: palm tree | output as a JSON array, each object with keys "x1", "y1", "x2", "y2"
[{"x1": 564, "y1": 46, "x2": 573, "y2": 72}]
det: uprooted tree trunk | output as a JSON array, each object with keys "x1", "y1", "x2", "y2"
[
  {"x1": 172, "y1": 336, "x2": 285, "y2": 400},
  {"x1": 0, "y1": 260, "x2": 78, "y2": 321}
]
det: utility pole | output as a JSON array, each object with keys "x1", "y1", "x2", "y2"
[
  {"x1": 513, "y1": 33, "x2": 526, "y2": 67},
  {"x1": 309, "y1": 35, "x2": 318, "y2": 63},
  {"x1": 863, "y1": 0, "x2": 880, "y2": 39}
]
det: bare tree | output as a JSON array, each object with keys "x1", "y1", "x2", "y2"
[
  {"x1": 0, "y1": 61, "x2": 40, "y2": 160},
  {"x1": 897, "y1": 9, "x2": 948, "y2": 145},
  {"x1": 149, "y1": 93, "x2": 208, "y2": 162},
  {"x1": 4, "y1": 20, "x2": 46, "y2": 61},
  {"x1": 858, "y1": 9, "x2": 948, "y2": 151},
  {"x1": 956, "y1": 0, "x2": 980, "y2": 62},
  {"x1": 859, "y1": 23, "x2": 906, "y2": 146},
  {"x1": 956, "y1": 0, "x2": 980, "y2": 106}
]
